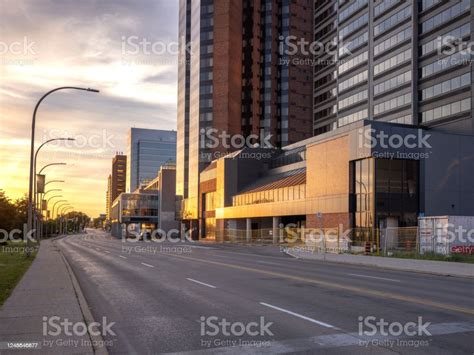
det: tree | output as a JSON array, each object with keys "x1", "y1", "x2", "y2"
[
  {"x1": 12, "y1": 195, "x2": 28, "y2": 231},
  {"x1": 0, "y1": 190, "x2": 16, "y2": 233}
]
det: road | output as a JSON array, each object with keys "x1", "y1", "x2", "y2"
[{"x1": 56, "y1": 229, "x2": 474, "y2": 354}]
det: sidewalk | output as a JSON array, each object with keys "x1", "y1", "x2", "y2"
[
  {"x1": 0, "y1": 239, "x2": 102, "y2": 354},
  {"x1": 283, "y1": 247, "x2": 474, "y2": 278}
]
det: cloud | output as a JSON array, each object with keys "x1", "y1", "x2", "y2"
[{"x1": 0, "y1": 0, "x2": 179, "y2": 216}]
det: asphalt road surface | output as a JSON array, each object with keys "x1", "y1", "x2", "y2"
[{"x1": 56, "y1": 229, "x2": 474, "y2": 354}]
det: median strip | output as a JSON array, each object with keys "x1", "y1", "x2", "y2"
[
  {"x1": 186, "y1": 278, "x2": 216, "y2": 289},
  {"x1": 260, "y1": 302, "x2": 336, "y2": 329}
]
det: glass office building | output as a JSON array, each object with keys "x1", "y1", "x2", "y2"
[
  {"x1": 126, "y1": 128, "x2": 177, "y2": 192},
  {"x1": 313, "y1": 0, "x2": 473, "y2": 136}
]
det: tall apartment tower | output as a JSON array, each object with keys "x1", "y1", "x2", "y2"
[
  {"x1": 127, "y1": 128, "x2": 177, "y2": 192},
  {"x1": 106, "y1": 174, "x2": 112, "y2": 219},
  {"x1": 111, "y1": 154, "x2": 127, "y2": 200},
  {"x1": 313, "y1": 0, "x2": 474, "y2": 136},
  {"x1": 106, "y1": 153, "x2": 127, "y2": 219},
  {"x1": 176, "y1": 0, "x2": 314, "y2": 226}
]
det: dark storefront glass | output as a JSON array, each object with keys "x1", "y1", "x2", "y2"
[{"x1": 350, "y1": 158, "x2": 419, "y2": 229}]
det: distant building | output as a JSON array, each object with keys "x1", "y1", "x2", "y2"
[
  {"x1": 127, "y1": 128, "x2": 177, "y2": 192},
  {"x1": 110, "y1": 164, "x2": 178, "y2": 238},
  {"x1": 111, "y1": 154, "x2": 127, "y2": 200},
  {"x1": 105, "y1": 153, "x2": 127, "y2": 220},
  {"x1": 106, "y1": 174, "x2": 112, "y2": 219}
]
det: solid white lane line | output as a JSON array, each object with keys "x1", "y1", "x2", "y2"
[
  {"x1": 348, "y1": 273, "x2": 401, "y2": 283},
  {"x1": 104, "y1": 250, "x2": 110, "y2": 254},
  {"x1": 119, "y1": 255, "x2": 127, "y2": 259},
  {"x1": 260, "y1": 302, "x2": 336, "y2": 329},
  {"x1": 141, "y1": 262, "x2": 154, "y2": 268},
  {"x1": 186, "y1": 278, "x2": 217, "y2": 289}
]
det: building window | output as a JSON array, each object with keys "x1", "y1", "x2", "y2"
[
  {"x1": 421, "y1": 0, "x2": 470, "y2": 34},
  {"x1": 374, "y1": 27, "x2": 411, "y2": 56},
  {"x1": 374, "y1": 6, "x2": 411, "y2": 37},
  {"x1": 374, "y1": 93, "x2": 412, "y2": 116},
  {"x1": 421, "y1": 98, "x2": 471, "y2": 122},
  {"x1": 421, "y1": 72, "x2": 470, "y2": 101},
  {"x1": 338, "y1": 108, "x2": 368, "y2": 127},
  {"x1": 338, "y1": 70, "x2": 368, "y2": 92},
  {"x1": 374, "y1": 70, "x2": 412, "y2": 96},
  {"x1": 374, "y1": 49, "x2": 411, "y2": 76},
  {"x1": 421, "y1": 50, "x2": 471, "y2": 78},
  {"x1": 421, "y1": 23, "x2": 470, "y2": 56}
]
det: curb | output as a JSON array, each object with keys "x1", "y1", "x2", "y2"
[
  {"x1": 282, "y1": 248, "x2": 474, "y2": 279},
  {"x1": 56, "y1": 243, "x2": 109, "y2": 355}
]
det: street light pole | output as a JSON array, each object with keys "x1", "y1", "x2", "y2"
[
  {"x1": 44, "y1": 195, "x2": 62, "y2": 238},
  {"x1": 37, "y1": 163, "x2": 66, "y2": 208},
  {"x1": 52, "y1": 200, "x2": 68, "y2": 219},
  {"x1": 27, "y1": 87, "x2": 99, "y2": 245},
  {"x1": 34, "y1": 141, "x2": 72, "y2": 211},
  {"x1": 45, "y1": 180, "x2": 65, "y2": 186},
  {"x1": 55, "y1": 202, "x2": 69, "y2": 235},
  {"x1": 60, "y1": 206, "x2": 73, "y2": 235}
]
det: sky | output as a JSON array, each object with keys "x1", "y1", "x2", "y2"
[{"x1": 0, "y1": 0, "x2": 179, "y2": 217}]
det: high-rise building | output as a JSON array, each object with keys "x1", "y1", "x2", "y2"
[
  {"x1": 176, "y1": 0, "x2": 314, "y2": 230},
  {"x1": 127, "y1": 128, "x2": 177, "y2": 192},
  {"x1": 111, "y1": 154, "x2": 127, "y2": 200},
  {"x1": 313, "y1": 0, "x2": 474, "y2": 135},
  {"x1": 106, "y1": 153, "x2": 127, "y2": 220},
  {"x1": 106, "y1": 174, "x2": 112, "y2": 219}
]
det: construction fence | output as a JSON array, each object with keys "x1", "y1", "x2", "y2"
[{"x1": 213, "y1": 226, "x2": 422, "y2": 255}]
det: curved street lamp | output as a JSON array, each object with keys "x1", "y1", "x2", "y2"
[
  {"x1": 36, "y1": 163, "x2": 66, "y2": 211},
  {"x1": 43, "y1": 189, "x2": 62, "y2": 197},
  {"x1": 60, "y1": 206, "x2": 74, "y2": 235},
  {"x1": 34, "y1": 141, "x2": 73, "y2": 208},
  {"x1": 45, "y1": 180, "x2": 65, "y2": 186},
  {"x1": 47, "y1": 195, "x2": 63, "y2": 203},
  {"x1": 38, "y1": 162, "x2": 66, "y2": 175},
  {"x1": 59, "y1": 205, "x2": 73, "y2": 215},
  {"x1": 27, "y1": 86, "x2": 100, "y2": 240},
  {"x1": 52, "y1": 200, "x2": 68, "y2": 219}
]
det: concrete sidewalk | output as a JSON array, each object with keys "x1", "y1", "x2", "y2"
[
  {"x1": 283, "y1": 246, "x2": 474, "y2": 278},
  {"x1": 0, "y1": 239, "x2": 104, "y2": 355}
]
